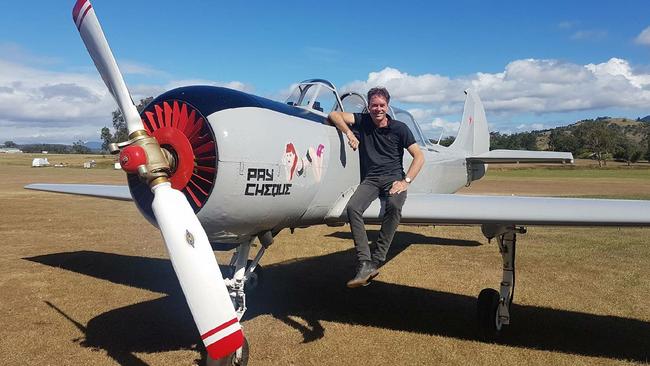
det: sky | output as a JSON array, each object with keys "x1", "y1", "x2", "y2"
[{"x1": 0, "y1": 0, "x2": 649, "y2": 144}]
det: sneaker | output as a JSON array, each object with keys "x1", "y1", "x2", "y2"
[{"x1": 346, "y1": 261, "x2": 379, "y2": 288}]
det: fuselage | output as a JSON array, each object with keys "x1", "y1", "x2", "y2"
[{"x1": 130, "y1": 86, "x2": 472, "y2": 244}]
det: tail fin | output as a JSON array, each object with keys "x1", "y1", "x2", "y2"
[{"x1": 449, "y1": 89, "x2": 489, "y2": 155}]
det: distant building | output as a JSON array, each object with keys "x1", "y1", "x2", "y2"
[
  {"x1": 32, "y1": 158, "x2": 50, "y2": 167},
  {"x1": 83, "y1": 160, "x2": 97, "y2": 169},
  {"x1": 0, "y1": 148, "x2": 23, "y2": 153}
]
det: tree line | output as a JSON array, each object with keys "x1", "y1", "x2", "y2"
[
  {"x1": 438, "y1": 117, "x2": 650, "y2": 167},
  {"x1": 547, "y1": 118, "x2": 648, "y2": 166},
  {"x1": 2, "y1": 140, "x2": 94, "y2": 154}
]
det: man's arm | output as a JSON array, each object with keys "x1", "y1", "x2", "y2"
[
  {"x1": 327, "y1": 111, "x2": 359, "y2": 150},
  {"x1": 389, "y1": 143, "x2": 425, "y2": 195}
]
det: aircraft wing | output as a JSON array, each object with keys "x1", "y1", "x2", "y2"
[
  {"x1": 26, "y1": 184, "x2": 650, "y2": 226},
  {"x1": 364, "y1": 193, "x2": 650, "y2": 226},
  {"x1": 25, "y1": 184, "x2": 132, "y2": 201},
  {"x1": 467, "y1": 150, "x2": 574, "y2": 164}
]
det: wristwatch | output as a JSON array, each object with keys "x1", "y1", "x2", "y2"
[{"x1": 405, "y1": 177, "x2": 412, "y2": 184}]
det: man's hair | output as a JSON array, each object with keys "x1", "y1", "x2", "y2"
[{"x1": 367, "y1": 87, "x2": 390, "y2": 104}]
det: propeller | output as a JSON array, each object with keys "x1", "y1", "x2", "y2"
[{"x1": 72, "y1": 0, "x2": 244, "y2": 360}]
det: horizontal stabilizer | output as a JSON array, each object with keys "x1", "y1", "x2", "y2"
[
  {"x1": 467, "y1": 150, "x2": 574, "y2": 164},
  {"x1": 362, "y1": 193, "x2": 650, "y2": 227},
  {"x1": 25, "y1": 183, "x2": 132, "y2": 201}
]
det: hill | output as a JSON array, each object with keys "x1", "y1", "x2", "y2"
[
  {"x1": 437, "y1": 116, "x2": 650, "y2": 165},
  {"x1": 535, "y1": 117, "x2": 649, "y2": 150}
]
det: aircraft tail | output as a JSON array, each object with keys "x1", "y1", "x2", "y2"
[{"x1": 449, "y1": 89, "x2": 489, "y2": 155}]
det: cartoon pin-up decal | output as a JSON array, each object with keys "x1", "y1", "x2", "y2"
[
  {"x1": 306, "y1": 147, "x2": 317, "y2": 180},
  {"x1": 283, "y1": 143, "x2": 298, "y2": 181},
  {"x1": 283, "y1": 142, "x2": 326, "y2": 182},
  {"x1": 305, "y1": 144, "x2": 325, "y2": 182},
  {"x1": 316, "y1": 144, "x2": 325, "y2": 181}
]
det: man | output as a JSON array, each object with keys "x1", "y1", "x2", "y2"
[{"x1": 327, "y1": 87, "x2": 424, "y2": 288}]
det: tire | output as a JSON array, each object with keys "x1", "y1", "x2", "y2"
[
  {"x1": 206, "y1": 337, "x2": 249, "y2": 366},
  {"x1": 477, "y1": 288, "x2": 502, "y2": 339}
]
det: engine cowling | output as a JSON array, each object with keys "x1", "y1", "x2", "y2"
[{"x1": 128, "y1": 92, "x2": 218, "y2": 226}]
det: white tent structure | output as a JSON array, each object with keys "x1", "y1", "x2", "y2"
[{"x1": 31, "y1": 158, "x2": 50, "y2": 167}]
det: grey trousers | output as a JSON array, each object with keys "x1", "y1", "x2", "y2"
[{"x1": 346, "y1": 175, "x2": 407, "y2": 263}]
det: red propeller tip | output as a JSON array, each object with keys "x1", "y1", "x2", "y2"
[
  {"x1": 72, "y1": 0, "x2": 91, "y2": 27},
  {"x1": 205, "y1": 329, "x2": 244, "y2": 360}
]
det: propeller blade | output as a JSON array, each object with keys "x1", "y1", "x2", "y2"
[
  {"x1": 151, "y1": 182, "x2": 244, "y2": 359},
  {"x1": 72, "y1": 1, "x2": 244, "y2": 360},
  {"x1": 72, "y1": 0, "x2": 142, "y2": 134}
]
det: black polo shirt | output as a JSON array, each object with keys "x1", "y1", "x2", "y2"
[{"x1": 352, "y1": 113, "x2": 416, "y2": 179}]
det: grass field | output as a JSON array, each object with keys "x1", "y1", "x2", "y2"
[
  {"x1": 487, "y1": 167, "x2": 650, "y2": 179},
  {"x1": 0, "y1": 153, "x2": 117, "y2": 168},
  {"x1": 0, "y1": 154, "x2": 648, "y2": 365}
]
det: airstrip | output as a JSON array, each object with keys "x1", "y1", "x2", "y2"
[{"x1": 1, "y1": 154, "x2": 648, "y2": 365}]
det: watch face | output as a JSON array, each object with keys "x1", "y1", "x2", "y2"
[{"x1": 405, "y1": 177, "x2": 412, "y2": 183}]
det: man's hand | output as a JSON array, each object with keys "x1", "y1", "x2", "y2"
[
  {"x1": 389, "y1": 180, "x2": 409, "y2": 195},
  {"x1": 346, "y1": 131, "x2": 359, "y2": 150}
]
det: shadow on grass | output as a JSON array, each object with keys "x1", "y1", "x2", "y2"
[
  {"x1": 26, "y1": 248, "x2": 650, "y2": 365},
  {"x1": 325, "y1": 230, "x2": 483, "y2": 247}
]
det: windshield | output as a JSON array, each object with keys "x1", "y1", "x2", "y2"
[
  {"x1": 339, "y1": 92, "x2": 368, "y2": 113},
  {"x1": 392, "y1": 108, "x2": 427, "y2": 147},
  {"x1": 285, "y1": 80, "x2": 342, "y2": 114}
]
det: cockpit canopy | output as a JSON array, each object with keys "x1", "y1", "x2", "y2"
[
  {"x1": 286, "y1": 79, "x2": 430, "y2": 148},
  {"x1": 285, "y1": 79, "x2": 343, "y2": 115}
]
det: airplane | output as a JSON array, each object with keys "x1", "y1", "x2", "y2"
[{"x1": 24, "y1": 1, "x2": 650, "y2": 365}]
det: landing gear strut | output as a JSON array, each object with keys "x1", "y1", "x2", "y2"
[
  {"x1": 214, "y1": 232, "x2": 273, "y2": 366},
  {"x1": 478, "y1": 224, "x2": 526, "y2": 338},
  {"x1": 224, "y1": 231, "x2": 273, "y2": 319}
]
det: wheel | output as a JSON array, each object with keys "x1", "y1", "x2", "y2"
[
  {"x1": 206, "y1": 337, "x2": 249, "y2": 366},
  {"x1": 477, "y1": 288, "x2": 502, "y2": 339}
]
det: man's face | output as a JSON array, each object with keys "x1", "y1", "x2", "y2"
[{"x1": 368, "y1": 95, "x2": 388, "y2": 124}]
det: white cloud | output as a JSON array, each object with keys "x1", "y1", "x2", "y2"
[
  {"x1": 342, "y1": 58, "x2": 650, "y2": 118},
  {"x1": 343, "y1": 67, "x2": 464, "y2": 104},
  {"x1": 585, "y1": 57, "x2": 650, "y2": 88},
  {"x1": 516, "y1": 123, "x2": 545, "y2": 131},
  {"x1": 570, "y1": 30, "x2": 607, "y2": 41},
  {"x1": 268, "y1": 83, "x2": 300, "y2": 102},
  {"x1": 3, "y1": 45, "x2": 650, "y2": 143},
  {"x1": 119, "y1": 60, "x2": 168, "y2": 77},
  {"x1": 429, "y1": 117, "x2": 460, "y2": 133},
  {"x1": 0, "y1": 58, "x2": 253, "y2": 144},
  {"x1": 0, "y1": 42, "x2": 61, "y2": 66},
  {"x1": 557, "y1": 21, "x2": 577, "y2": 30},
  {"x1": 635, "y1": 26, "x2": 650, "y2": 45},
  {"x1": 0, "y1": 59, "x2": 114, "y2": 124},
  {"x1": 406, "y1": 109, "x2": 460, "y2": 139}
]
